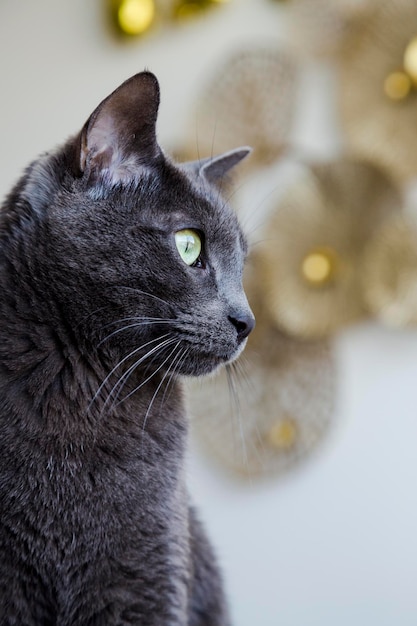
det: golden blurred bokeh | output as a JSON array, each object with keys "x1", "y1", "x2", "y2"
[
  {"x1": 339, "y1": 0, "x2": 417, "y2": 182},
  {"x1": 257, "y1": 158, "x2": 401, "y2": 338},
  {"x1": 187, "y1": 254, "x2": 336, "y2": 478}
]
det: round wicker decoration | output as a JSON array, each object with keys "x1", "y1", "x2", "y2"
[
  {"x1": 258, "y1": 157, "x2": 401, "y2": 338},
  {"x1": 339, "y1": 0, "x2": 417, "y2": 182},
  {"x1": 289, "y1": 0, "x2": 379, "y2": 57},
  {"x1": 186, "y1": 46, "x2": 298, "y2": 171},
  {"x1": 186, "y1": 256, "x2": 336, "y2": 479},
  {"x1": 362, "y1": 212, "x2": 417, "y2": 327}
]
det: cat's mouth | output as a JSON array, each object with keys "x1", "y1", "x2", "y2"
[{"x1": 178, "y1": 340, "x2": 247, "y2": 378}]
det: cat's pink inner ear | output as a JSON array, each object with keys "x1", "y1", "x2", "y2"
[
  {"x1": 80, "y1": 113, "x2": 114, "y2": 171},
  {"x1": 78, "y1": 72, "x2": 161, "y2": 186}
]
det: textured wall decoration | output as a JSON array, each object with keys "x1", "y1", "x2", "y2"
[
  {"x1": 258, "y1": 157, "x2": 401, "y2": 338},
  {"x1": 338, "y1": 0, "x2": 417, "y2": 182},
  {"x1": 289, "y1": 0, "x2": 378, "y2": 57},
  {"x1": 184, "y1": 46, "x2": 298, "y2": 172},
  {"x1": 287, "y1": 0, "x2": 417, "y2": 181},
  {"x1": 187, "y1": 328, "x2": 335, "y2": 479},
  {"x1": 183, "y1": 0, "x2": 417, "y2": 479},
  {"x1": 187, "y1": 255, "x2": 336, "y2": 479},
  {"x1": 363, "y1": 212, "x2": 417, "y2": 327}
]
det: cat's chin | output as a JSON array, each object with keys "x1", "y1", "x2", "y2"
[{"x1": 180, "y1": 340, "x2": 247, "y2": 378}]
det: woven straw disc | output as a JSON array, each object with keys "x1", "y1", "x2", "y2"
[
  {"x1": 186, "y1": 256, "x2": 336, "y2": 479},
  {"x1": 339, "y1": 0, "x2": 417, "y2": 182},
  {"x1": 258, "y1": 157, "x2": 401, "y2": 338},
  {"x1": 289, "y1": 0, "x2": 379, "y2": 57},
  {"x1": 362, "y1": 212, "x2": 417, "y2": 327},
  {"x1": 187, "y1": 46, "x2": 298, "y2": 170}
]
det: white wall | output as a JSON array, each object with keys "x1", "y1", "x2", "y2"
[{"x1": 1, "y1": 2, "x2": 417, "y2": 625}]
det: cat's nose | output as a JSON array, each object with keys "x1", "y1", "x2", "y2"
[{"x1": 228, "y1": 312, "x2": 255, "y2": 342}]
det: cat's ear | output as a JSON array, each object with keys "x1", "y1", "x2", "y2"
[
  {"x1": 183, "y1": 147, "x2": 251, "y2": 185},
  {"x1": 200, "y1": 147, "x2": 251, "y2": 184},
  {"x1": 75, "y1": 71, "x2": 162, "y2": 187}
]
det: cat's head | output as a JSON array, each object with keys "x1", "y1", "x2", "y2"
[{"x1": 8, "y1": 72, "x2": 255, "y2": 377}]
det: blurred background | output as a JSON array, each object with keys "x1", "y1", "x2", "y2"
[{"x1": 1, "y1": 1, "x2": 417, "y2": 624}]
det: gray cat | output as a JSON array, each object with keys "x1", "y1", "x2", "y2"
[{"x1": 0, "y1": 71, "x2": 254, "y2": 625}]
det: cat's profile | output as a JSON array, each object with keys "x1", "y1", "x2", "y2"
[{"x1": 0, "y1": 71, "x2": 254, "y2": 624}]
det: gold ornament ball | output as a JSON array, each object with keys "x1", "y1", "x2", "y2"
[
  {"x1": 384, "y1": 71, "x2": 412, "y2": 101},
  {"x1": 114, "y1": 0, "x2": 155, "y2": 35},
  {"x1": 301, "y1": 247, "x2": 338, "y2": 287},
  {"x1": 173, "y1": 0, "x2": 230, "y2": 19},
  {"x1": 267, "y1": 418, "x2": 298, "y2": 451}
]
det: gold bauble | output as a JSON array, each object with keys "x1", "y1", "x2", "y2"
[
  {"x1": 301, "y1": 247, "x2": 339, "y2": 286},
  {"x1": 267, "y1": 418, "x2": 298, "y2": 450},
  {"x1": 384, "y1": 71, "x2": 412, "y2": 101},
  {"x1": 112, "y1": 0, "x2": 155, "y2": 35},
  {"x1": 173, "y1": 0, "x2": 230, "y2": 19}
]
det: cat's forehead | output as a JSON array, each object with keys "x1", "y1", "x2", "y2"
[{"x1": 136, "y1": 161, "x2": 245, "y2": 241}]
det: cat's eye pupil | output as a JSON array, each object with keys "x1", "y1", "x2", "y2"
[{"x1": 175, "y1": 229, "x2": 202, "y2": 267}]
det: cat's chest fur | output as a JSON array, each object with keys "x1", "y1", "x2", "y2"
[
  {"x1": 0, "y1": 360, "x2": 191, "y2": 623},
  {"x1": 0, "y1": 71, "x2": 254, "y2": 625}
]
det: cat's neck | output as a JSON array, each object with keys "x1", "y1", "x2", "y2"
[{"x1": 0, "y1": 263, "x2": 185, "y2": 451}]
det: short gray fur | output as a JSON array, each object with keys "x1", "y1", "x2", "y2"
[{"x1": 0, "y1": 71, "x2": 254, "y2": 625}]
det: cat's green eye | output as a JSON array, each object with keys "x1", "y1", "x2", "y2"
[{"x1": 175, "y1": 229, "x2": 202, "y2": 267}]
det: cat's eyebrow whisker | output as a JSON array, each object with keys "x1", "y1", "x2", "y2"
[
  {"x1": 210, "y1": 119, "x2": 218, "y2": 162},
  {"x1": 223, "y1": 175, "x2": 253, "y2": 208},
  {"x1": 244, "y1": 181, "x2": 293, "y2": 240},
  {"x1": 89, "y1": 333, "x2": 172, "y2": 411}
]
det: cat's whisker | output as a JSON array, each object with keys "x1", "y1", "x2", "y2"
[
  {"x1": 98, "y1": 318, "x2": 173, "y2": 346},
  {"x1": 0, "y1": 68, "x2": 254, "y2": 619},
  {"x1": 89, "y1": 333, "x2": 172, "y2": 412},
  {"x1": 102, "y1": 336, "x2": 178, "y2": 411},
  {"x1": 227, "y1": 358, "x2": 266, "y2": 476},
  {"x1": 230, "y1": 355, "x2": 254, "y2": 393},
  {"x1": 114, "y1": 285, "x2": 173, "y2": 309},
  {"x1": 140, "y1": 341, "x2": 183, "y2": 434},
  {"x1": 225, "y1": 362, "x2": 250, "y2": 475},
  {"x1": 74, "y1": 305, "x2": 115, "y2": 331},
  {"x1": 157, "y1": 346, "x2": 190, "y2": 412},
  {"x1": 102, "y1": 316, "x2": 174, "y2": 329},
  {"x1": 115, "y1": 339, "x2": 181, "y2": 408}
]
